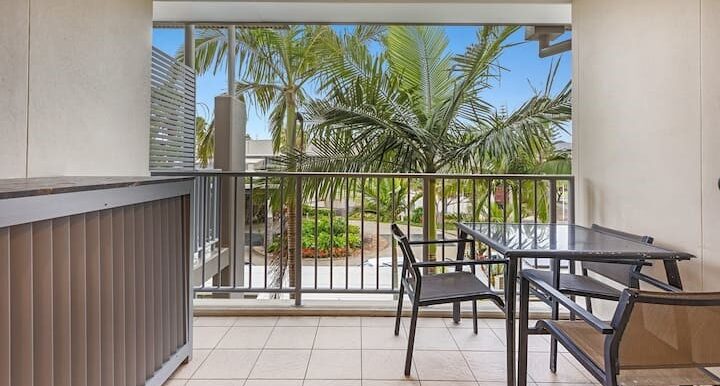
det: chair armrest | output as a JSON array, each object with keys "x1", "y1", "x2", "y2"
[
  {"x1": 412, "y1": 260, "x2": 507, "y2": 268},
  {"x1": 522, "y1": 272, "x2": 614, "y2": 334},
  {"x1": 633, "y1": 272, "x2": 681, "y2": 292},
  {"x1": 408, "y1": 239, "x2": 473, "y2": 246}
]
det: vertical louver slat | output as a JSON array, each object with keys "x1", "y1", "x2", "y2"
[
  {"x1": 162, "y1": 200, "x2": 171, "y2": 360},
  {"x1": 86, "y1": 211, "x2": 102, "y2": 386},
  {"x1": 33, "y1": 220, "x2": 53, "y2": 386},
  {"x1": 0, "y1": 228, "x2": 10, "y2": 386},
  {"x1": 10, "y1": 224, "x2": 33, "y2": 386},
  {"x1": 144, "y1": 204, "x2": 155, "y2": 379},
  {"x1": 135, "y1": 205, "x2": 147, "y2": 385},
  {"x1": 124, "y1": 207, "x2": 137, "y2": 386},
  {"x1": 70, "y1": 214, "x2": 88, "y2": 386},
  {"x1": 175, "y1": 198, "x2": 185, "y2": 348},
  {"x1": 150, "y1": 47, "x2": 196, "y2": 170},
  {"x1": 112, "y1": 208, "x2": 126, "y2": 386},
  {"x1": 153, "y1": 201, "x2": 163, "y2": 371},
  {"x1": 53, "y1": 218, "x2": 71, "y2": 386},
  {"x1": 169, "y1": 198, "x2": 179, "y2": 351},
  {"x1": 100, "y1": 210, "x2": 115, "y2": 386}
]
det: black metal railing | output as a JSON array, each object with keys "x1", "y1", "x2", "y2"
[{"x1": 153, "y1": 171, "x2": 574, "y2": 305}]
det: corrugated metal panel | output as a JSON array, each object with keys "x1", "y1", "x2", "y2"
[
  {"x1": 151, "y1": 47, "x2": 196, "y2": 170},
  {"x1": 0, "y1": 196, "x2": 190, "y2": 385}
]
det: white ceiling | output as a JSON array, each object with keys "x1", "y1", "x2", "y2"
[{"x1": 153, "y1": 1, "x2": 572, "y2": 25}]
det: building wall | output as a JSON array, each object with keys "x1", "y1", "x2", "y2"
[
  {"x1": 573, "y1": 0, "x2": 719, "y2": 290},
  {"x1": 700, "y1": 0, "x2": 720, "y2": 290},
  {"x1": 0, "y1": 0, "x2": 30, "y2": 178},
  {"x1": 0, "y1": 0, "x2": 152, "y2": 178}
]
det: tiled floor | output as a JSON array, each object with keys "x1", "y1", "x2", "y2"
[{"x1": 166, "y1": 316, "x2": 600, "y2": 386}]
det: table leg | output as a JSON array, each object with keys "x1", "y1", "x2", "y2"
[
  {"x1": 549, "y1": 258, "x2": 561, "y2": 373},
  {"x1": 454, "y1": 230, "x2": 469, "y2": 324},
  {"x1": 664, "y1": 260, "x2": 683, "y2": 290},
  {"x1": 506, "y1": 257, "x2": 518, "y2": 386}
]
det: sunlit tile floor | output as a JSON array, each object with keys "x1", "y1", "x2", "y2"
[{"x1": 165, "y1": 316, "x2": 600, "y2": 386}]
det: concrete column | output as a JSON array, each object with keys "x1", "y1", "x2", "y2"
[{"x1": 214, "y1": 95, "x2": 247, "y2": 290}]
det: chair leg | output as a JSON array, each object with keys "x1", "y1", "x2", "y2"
[
  {"x1": 472, "y1": 300, "x2": 478, "y2": 334},
  {"x1": 518, "y1": 277, "x2": 530, "y2": 386},
  {"x1": 585, "y1": 296, "x2": 593, "y2": 314},
  {"x1": 405, "y1": 302, "x2": 420, "y2": 376},
  {"x1": 395, "y1": 283, "x2": 405, "y2": 336}
]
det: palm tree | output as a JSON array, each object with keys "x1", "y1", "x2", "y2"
[{"x1": 301, "y1": 26, "x2": 571, "y2": 265}]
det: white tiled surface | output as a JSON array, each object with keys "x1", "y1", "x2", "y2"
[{"x1": 167, "y1": 316, "x2": 600, "y2": 386}]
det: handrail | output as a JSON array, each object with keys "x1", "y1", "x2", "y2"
[{"x1": 153, "y1": 169, "x2": 575, "y2": 181}]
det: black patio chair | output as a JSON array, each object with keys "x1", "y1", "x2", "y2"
[
  {"x1": 521, "y1": 224, "x2": 677, "y2": 371},
  {"x1": 518, "y1": 274, "x2": 720, "y2": 386},
  {"x1": 391, "y1": 224, "x2": 506, "y2": 376}
]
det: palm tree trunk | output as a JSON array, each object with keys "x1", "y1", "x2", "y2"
[{"x1": 284, "y1": 96, "x2": 298, "y2": 292}]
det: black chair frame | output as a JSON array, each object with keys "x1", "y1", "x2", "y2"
[{"x1": 391, "y1": 224, "x2": 507, "y2": 376}]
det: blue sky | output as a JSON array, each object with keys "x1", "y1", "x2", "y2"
[{"x1": 153, "y1": 26, "x2": 571, "y2": 141}]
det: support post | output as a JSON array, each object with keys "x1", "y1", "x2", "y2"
[
  {"x1": 184, "y1": 24, "x2": 195, "y2": 69},
  {"x1": 227, "y1": 25, "x2": 236, "y2": 97}
]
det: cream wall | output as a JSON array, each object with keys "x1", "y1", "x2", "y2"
[
  {"x1": 573, "y1": 0, "x2": 719, "y2": 290},
  {"x1": 0, "y1": 0, "x2": 29, "y2": 178},
  {"x1": 0, "y1": 0, "x2": 152, "y2": 178}
]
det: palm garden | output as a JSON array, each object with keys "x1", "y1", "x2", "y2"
[{"x1": 185, "y1": 24, "x2": 571, "y2": 286}]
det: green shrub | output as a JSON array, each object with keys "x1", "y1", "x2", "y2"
[{"x1": 267, "y1": 214, "x2": 362, "y2": 257}]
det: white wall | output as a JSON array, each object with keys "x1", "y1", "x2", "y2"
[
  {"x1": 573, "y1": 0, "x2": 719, "y2": 290},
  {"x1": 0, "y1": 0, "x2": 29, "y2": 179},
  {"x1": 0, "y1": 0, "x2": 152, "y2": 178}
]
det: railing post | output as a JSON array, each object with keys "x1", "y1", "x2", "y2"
[
  {"x1": 549, "y1": 179, "x2": 558, "y2": 224},
  {"x1": 294, "y1": 175, "x2": 303, "y2": 306},
  {"x1": 568, "y1": 177, "x2": 575, "y2": 225}
]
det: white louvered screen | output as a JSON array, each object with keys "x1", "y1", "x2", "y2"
[{"x1": 150, "y1": 47, "x2": 196, "y2": 170}]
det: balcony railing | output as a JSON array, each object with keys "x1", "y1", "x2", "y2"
[{"x1": 153, "y1": 171, "x2": 574, "y2": 305}]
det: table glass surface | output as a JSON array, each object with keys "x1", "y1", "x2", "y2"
[{"x1": 458, "y1": 223, "x2": 692, "y2": 259}]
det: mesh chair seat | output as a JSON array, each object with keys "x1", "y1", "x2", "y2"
[
  {"x1": 411, "y1": 271, "x2": 503, "y2": 306},
  {"x1": 541, "y1": 320, "x2": 720, "y2": 386},
  {"x1": 523, "y1": 268, "x2": 622, "y2": 300}
]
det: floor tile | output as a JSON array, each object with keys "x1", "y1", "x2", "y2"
[
  {"x1": 193, "y1": 349, "x2": 261, "y2": 379},
  {"x1": 186, "y1": 381, "x2": 245, "y2": 386},
  {"x1": 277, "y1": 316, "x2": 320, "y2": 326},
  {"x1": 217, "y1": 326, "x2": 274, "y2": 349},
  {"x1": 319, "y1": 317, "x2": 362, "y2": 326},
  {"x1": 444, "y1": 318, "x2": 488, "y2": 330},
  {"x1": 449, "y1": 328, "x2": 504, "y2": 351},
  {"x1": 525, "y1": 352, "x2": 594, "y2": 384},
  {"x1": 265, "y1": 326, "x2": 317, "y2": 349},
  {"x1": 163, "y1": 380, "x2": 187, "y2": 386},
  {"x1": 249, "y1": 350, "x2": 312, "y2": 379},
  {"x1": 462, "y1": 351, "x2": 508, "y2": 382},
  {"x1": 306, "y1": 350, "x2": 361, "y2": 379},
  {"x1": 412, "y1": 351, "x2": 475, "y2": 381},
  {"x1": 171, "y1": 349, "x2": 211, "y2": 379},
  {"x1": 244, "y1": 380, "x2": 303, "y2": 386},
  {"x1": 411, "y1": 328, "x2": 458, "y2": 350},
  {"x1": 361, "y1": 327, "x2": 408, "y2": 350},
  {"x1": 402, "y1": 318, "x2": 446, "y2": 329},
  {"x1": 422, "y1": 382, "x2": 480, "y2": 386},
  {"x1": 313, "y1": 327, "x2": 361, "y2": 349},
  {"x1": 304, "y1": 381, "x2": 361, "y2": 386},
  {"x1": 361, "y1": 350, "x2": 418, "y2": 380},
  {"x1": 234, "y1": 317, "x2": 279, "y2": 326},
  {"x1": 361, "y1": 382, "x2": 420, "y2": 386},
  {"x1": 193, "y1": 326, "x2": 231, "y2": 349},
  {"x1": 481, "y1": 319, "x2": 507, "y2": 329},
  {"x1": 361, "y1": 317, "x2": 397, "y2": 327},
  {"x1": 194, "y1": 317, "x2": 238, "y2": 327}
]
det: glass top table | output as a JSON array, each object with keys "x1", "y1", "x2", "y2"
[
  {"x1": 454, "y1": 222, "x2": 694, "y2": 386},
  {"x1": 457, "y1": 222, "x2": 694, "y2": 260}
]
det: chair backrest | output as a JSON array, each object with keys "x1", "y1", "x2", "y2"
[
  {"x1": 610, "y1": 289, "x2": 720, "y2": 370},
  {"x1": 391, "y1": 224, "x2": 421, "y2": 284},
  {"x1": 582, "y1": 224, "x2": 654, "y2": 287}
]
